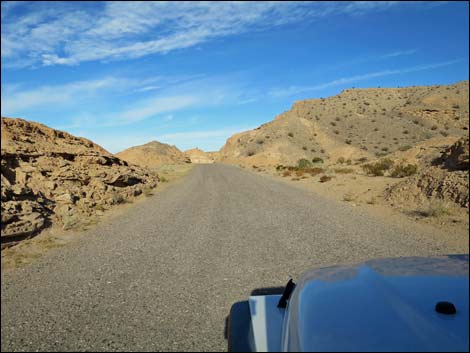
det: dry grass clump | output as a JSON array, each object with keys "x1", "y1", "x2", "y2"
[
  {"x1": 334, "y1": 168, "x2": 355, "y2": 174},
  {"x1": 362, "y1": 158, "x2": 394, "y2": 176},
  {"x1": 423, "y1": 199, "x2": 452, "y2": 217},
  {"x1": 305, "y1": 167, "x2": 324, "y2": 176},
  {"x1": 343, "y1": 192, "x2": 356, "y2": 202},
  {"x1": 399, "y1": 144, "x2": 412, "y2": 151}
]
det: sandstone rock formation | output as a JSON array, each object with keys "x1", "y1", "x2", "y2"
[
  {"x1": 116, "y1": 140, "x2": 190, "y2": 168},
  {"x1": 1, "y1": 117, "x2": 158, "y2": 247}
]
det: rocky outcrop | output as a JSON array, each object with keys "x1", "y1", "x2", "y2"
[
  {"x1": 442, "y1": 136, "x2": 469, "y2": 171},
  {"x1": 1, "y1": 117, "x2": 159, "y2": 247},
  {"x1": 385, "y1": 137, "x2": 469, "y2": 208}
]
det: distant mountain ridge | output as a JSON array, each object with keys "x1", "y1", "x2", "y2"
[{"x1": 116, "y1": 140, "x2": 190, "y2": 167}]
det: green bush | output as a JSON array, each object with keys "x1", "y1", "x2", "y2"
[
  {"x1": 390, "y1": 164, "x2": 418, "y2": 178},
  {"x1": 297, "y1": 158, "x2": 313, "y2": 169}
]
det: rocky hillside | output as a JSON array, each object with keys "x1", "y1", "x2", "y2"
[
  {"x1": 219, "y1": 81, "x2": 469, "y2": 166},
  {"x1": 1, "y1": 117, "x2": 159, "y2": 247},
  {"x1": 185, "y1": 148, "x2": 217, "y2": 164},
  {"x1": 116, "y1": 141, "x2": 190, "y2": 168}
]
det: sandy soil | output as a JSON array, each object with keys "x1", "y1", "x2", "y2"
[{"x1": 246, "y1": 164, "x2": 469, "y2": 238}]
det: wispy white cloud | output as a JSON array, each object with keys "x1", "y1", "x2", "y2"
[
  {"x1": 1, "y1": 1, "x2": 436, "y2": 68},
  {"x1": 269, "y1": 59, "x2": 461, "y2": 97},
  {"x1": 1, "y1": 77, "x2": 130, "y2": 113},
  {"x1": 377, "y1": 49, "x2": 417, "y2": 59},
  {"x1": 1, "y1": 70, "x2": 257, "y2": 130}
]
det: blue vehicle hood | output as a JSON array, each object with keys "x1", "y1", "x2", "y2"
[{"x1": 284, "y1": 255, "x2": 469, "y2": 352}]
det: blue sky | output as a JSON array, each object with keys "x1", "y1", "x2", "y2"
[{"x1": 1, "y1": 1, "x2": 468, "y2": 153}]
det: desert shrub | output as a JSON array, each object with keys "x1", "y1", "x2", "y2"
[
  {"x1": 362, "y1": 158, "x2": 394, "y2": 176},
  {"x1": 345, "y1": 159, "x2": 352, "y2": 165},
  {"x1": 252, "y1": 165, "x2": 258, "y2": 169},
  {"x1": 440, "y1": 131, "x2": 449, "y2": 137},
  {"x1": 295, "y1": 170, "x2": 305, "y2": 177},
  {"x1": 302, "y1": 146, "x2": 307, "y2": 150},
  {"x1": 366, "y1": 197, "x2": 377, "y2": 205},
  {"x1": 142, "y1": 186, "x2": 154, "y2": 196},
  {"x1": 288, "y1": 132, "x2": 294, "y2": 137},
  {"x1": 334, "y1": 168, "x2": 354, "y2": 174},
  {"x1": 357, "y1": 157, "x2": 368, "y2": 163},
  {"x1": 312, "y1": 157, "x2": 324, "y2": 163},
  {"x1": 452, "y1": 104, "x2": 460, "y2": 109},
  {"x1": 160, "y1": 176, "x2": 168, "y2": 183},
  {"x1": 282, "y1": 170, "x2": 292, "y2": 177},
  {"x1": 337, "y1": 157, "x2": 345, "y2": 164},
  {"x1": 247, "y1": 151, "x2": 256, "y2": 156},
  {"x1": 345, "y1": 139, "x2": 352, "y2": 145},
  {"x1": 424, "y1": 199, "x2": 451, "y2": 217},
  {"x1": 431, "y1": 125, "x2": 438, "y2": 130},
  {"x1": 319, "y1": 175, "x2": 332, "y2": 183},
  {"x1": 297, "y1": 158, "x2": 313, "y2": 169},
  {"x1": 343, "y1": 192, "x2": 355, "y2": 201},
  {"x1": 256, "y1": 139, "x2": 264, "y2": 144},
  {"x1": 399, "y1": 145, "x2": 412, "y2": 151},
  {"x1": 276, "y1": 164, "x2": 285, "y2": 171},
  {"x1": 390, "y1": 164, "x2": 418, "y2": 178},
  {"x1": 333, "y1": 130, "x2": 339, "y2": 135},
  {"x1": 403, "y1": 130, "x2": 409, "y2": 135}
]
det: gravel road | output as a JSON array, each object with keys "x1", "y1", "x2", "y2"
[{"x1": 1, "y1": 164, "x2": 467, "y2": 352}]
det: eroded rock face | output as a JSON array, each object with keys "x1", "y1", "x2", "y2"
[
  {"x1": 385, "y1": 138, "x2": 469, "y2": 208},
  {"x1": 1, "y1": 117, "x2": 159, "y2": 247},
  {"x1": 443, "y1": 137, "x2": 469, "y2": 171}
]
